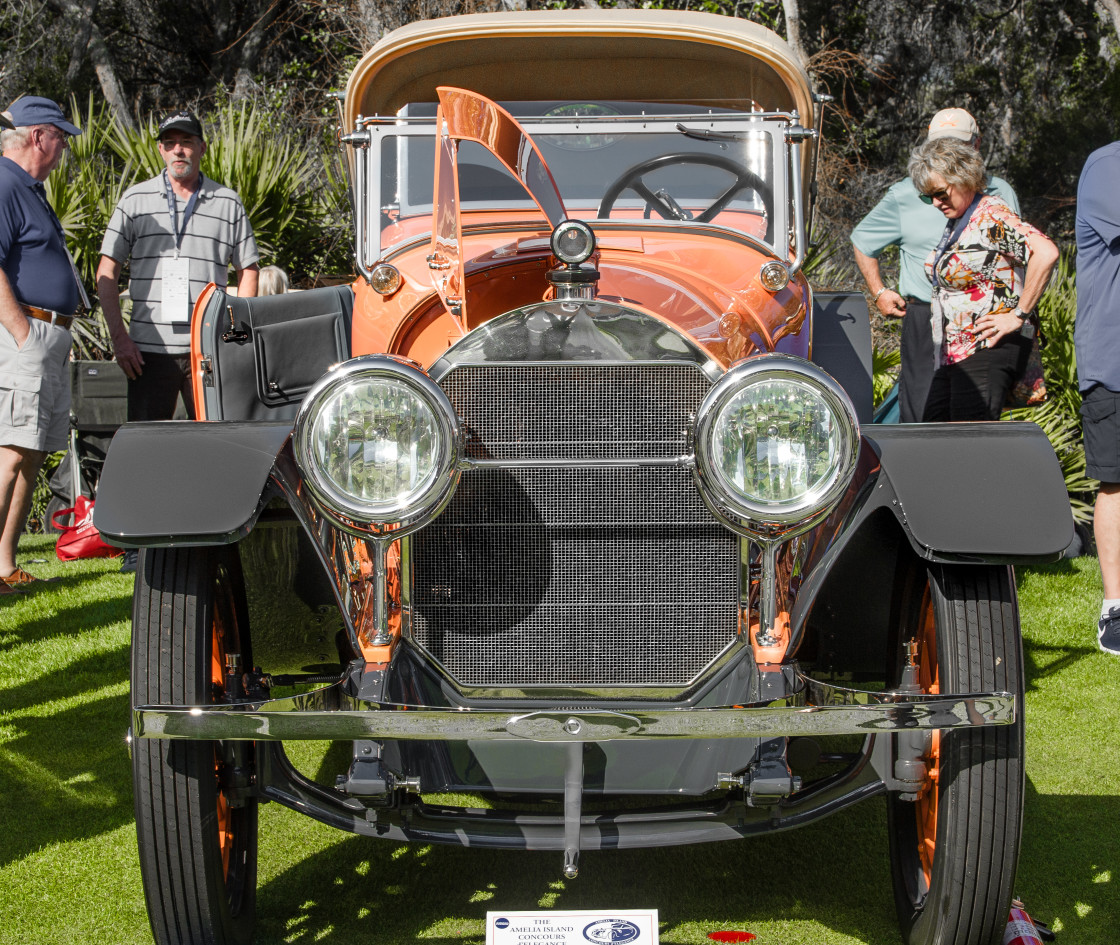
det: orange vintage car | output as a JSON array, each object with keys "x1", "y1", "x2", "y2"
[{"x1": 95, "y1": 10, "x2": 1073, "y2": 945}]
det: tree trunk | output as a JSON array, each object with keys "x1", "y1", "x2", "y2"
[
  {"x1": 1096, "y1": 0, "x2": 1120, "y2": 58},
  {"x1": 88, "y1": 27, "x2": 135, "y2": 130},
  {"x1": 782, "y1": 0, "x2": 809, "y2": 67},
  {"x1": 232, "y1": 5, "x2": 279, "y2": 100},
  {"x1": 64, "y1": 0, "x2": 96, "y2": 87},
  {"x1": 356, "y1": 0, "x2": 384, "y2": 50},
  {"x1": 47, "y1": 0, "x2": 135, "y2": 130}
]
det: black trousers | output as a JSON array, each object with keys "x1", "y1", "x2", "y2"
[
  {"x1": 898, "y1": 300, "x2": 935, "y2": 423},
  {"x1": 127, "y1": 351, "x2": 195, "y2": 422},
  {"x1": 922, "y1": 334, "x2": 1032, "y2": 422}
]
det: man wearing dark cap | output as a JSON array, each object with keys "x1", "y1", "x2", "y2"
[
  {"x1": 851, "y1": 108, "x2": 1019, "y2": 422},
  {"x1": 0, "y1": 97, "x2": 86, "y2": 593},
  {"x1": 97, "y1": 111, "x2": 258, "y2": 416},
  {"x1": 96, "y1": 110, "x2": 258, "y2": 570}
]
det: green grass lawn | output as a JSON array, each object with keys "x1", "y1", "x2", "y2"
[{"x1": 1, "y1": 534, "x2": 1117, "y2": 945}]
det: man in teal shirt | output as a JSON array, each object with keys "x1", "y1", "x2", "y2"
[{"x1": 851, "y1": 108, "x2": 1019, "y2": 422}]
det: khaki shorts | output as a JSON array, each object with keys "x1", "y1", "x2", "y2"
[{"x1": 0, "y1": 316, "x2": 72, "y2": 452}]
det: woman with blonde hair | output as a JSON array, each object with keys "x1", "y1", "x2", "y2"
[{"x1": 908, "y1": 136, "x2": 1058, "y2": 420}]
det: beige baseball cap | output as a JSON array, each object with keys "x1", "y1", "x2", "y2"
[{"x1": 927, "y1": 108, "x2": 979, "y2": 142}]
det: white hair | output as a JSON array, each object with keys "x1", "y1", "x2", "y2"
[
  {"x1": 258, "y1": 265, "x2": 289, "y2": 296},
  {"x1": 0, "y1": 125, "x2": 31, "y2": 152}
]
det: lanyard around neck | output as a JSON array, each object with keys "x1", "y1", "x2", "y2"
[
  {"x1": 931, "y1": 193, "x2": 982, "y2": 287},
  {"x1": 163, "y1": 170, "x2": 202, "y2": 254}
]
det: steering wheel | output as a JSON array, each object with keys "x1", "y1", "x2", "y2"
[{"x1": 597, "y1": 153, "x2": 773, "y2": 240}]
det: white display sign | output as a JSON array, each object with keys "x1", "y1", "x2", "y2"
[{"x1": 486, "y1": 909, "x2": 658, "y2": 945}]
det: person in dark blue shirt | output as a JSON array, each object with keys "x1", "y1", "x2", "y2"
[
  {"x1": 0, "y1": 96, "x2": 83, "y2": 594},
  {"x1": 1076, "y1": 141, "x2": 1120, "y2": 656}
]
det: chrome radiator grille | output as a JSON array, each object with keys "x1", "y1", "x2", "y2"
[
  {"x1": 411, "y1": 362, "x2": 740, "y2": 689},
  {"x1": 448, "y1": 363, "x2": 704, "y2": 462}
]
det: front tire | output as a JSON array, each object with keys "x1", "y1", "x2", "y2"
[
  {"x1": 887, "y1": 563, "x2": 1024, "y2": 945},
  {"x1": 131, "y1": 546, "x2": 258, "y2": 945}
]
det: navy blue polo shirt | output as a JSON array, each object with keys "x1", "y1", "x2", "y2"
[
  {"x1": 0, "y1": 156, "x2": 80, "y2": 315},
  {"x1": 1075, "y1": 142, "x2": 1120, "y2": 393}
]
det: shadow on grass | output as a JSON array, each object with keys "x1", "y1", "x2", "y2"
[
  {"x1": 0, "y1": 642, "x2": 129, "y2": 715},
  {"x1": 246, "y1": 774, "x2": 1118, "y2": 945},
  {"x1": 1018, "y1": 776, "x2": 1118, "y2": 943},
  {"x1": 0, "y1": 690, "x2": 133, "y2": 869},
  {"x1": 1022, "y1": 558, "x2": 1081, "y2": 576},
  {"x1": 0, "y1": 591, "x2": 133, "y2": 652},
  {"x1": 254, "y1": 801, "x2": 900, "y2": 945},
  {"x1": 1021, "y1": 637, "x2": 1099, "y2": 689}
]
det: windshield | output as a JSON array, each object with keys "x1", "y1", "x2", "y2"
[{"x1": 361, "y1": 101, "x2": 791, "y2": 260}]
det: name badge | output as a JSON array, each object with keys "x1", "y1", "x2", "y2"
[{"x1": 159, "y1": 255, "x2": 191, "y2": 323}]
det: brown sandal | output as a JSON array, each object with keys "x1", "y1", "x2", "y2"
[
  {"x1": 1, "y1": 567, "x2": 41, "y2": 586},
  {"x1": 0, "y1": 579, "x2": 22, "y2": 595}
]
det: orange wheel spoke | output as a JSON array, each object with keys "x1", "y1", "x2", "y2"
[
  {"x1": 913, "y1": 585, "x2": 940, "y2": 891},
  {"x1": 211, "y1": 572, "x2": 236, "y2": 882}
]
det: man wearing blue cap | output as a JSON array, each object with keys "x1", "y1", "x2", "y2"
[{"x1": 0, "y1": 96, "x2": 85, "y2": 593}]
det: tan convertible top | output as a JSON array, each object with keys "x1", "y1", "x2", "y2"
[{"x1": 344, "y1": 10, "x2": 814, "y2": 125}]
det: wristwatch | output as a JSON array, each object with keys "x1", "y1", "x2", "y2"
[{"x1": 1014, "y1": 308, "x2": 1036, "y2": 338}]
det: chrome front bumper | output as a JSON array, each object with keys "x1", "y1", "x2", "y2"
[{"x1": 133, "y1": 675, "x2": 1014, "y2": 742}]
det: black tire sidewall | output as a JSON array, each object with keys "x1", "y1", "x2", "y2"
[
  {"x1": 131, "y1": 545, "x2": 258, "y2": 945},
  {"x1": 888, "y1": 563, "x2": 1024, "y2": 945}
]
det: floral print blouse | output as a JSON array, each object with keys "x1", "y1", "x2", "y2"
[{"x1": 924, "y1": 194, "x2": 1043, "y2": 364}]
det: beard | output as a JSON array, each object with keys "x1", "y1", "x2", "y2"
[{"x1": 167, "y1": 160, "x2": 196, "y2": 181}]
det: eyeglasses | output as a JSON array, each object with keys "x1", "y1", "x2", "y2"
[
  {"x1": 36, "y1": 127, "x2": 69, "y2": 148},
  {"x1": 920, "y1": 186, "x2": 952, "y2": 205}
]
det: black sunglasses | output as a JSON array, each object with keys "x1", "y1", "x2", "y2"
[{"x1": 920, "y1": 187, "x2": 952, "y2": 205}]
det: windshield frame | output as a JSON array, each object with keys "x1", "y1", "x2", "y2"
[{"x1": 354, "y1": 106, "x2": 796, "y2": 270}]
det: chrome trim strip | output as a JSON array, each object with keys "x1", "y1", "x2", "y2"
[
  {"x1": 341, "y1": 125, "x2": 377, "y2": 280},
  {"x1": 359, "y1": 112, "x2": 799, "y2": 127},
  {"x1": 786, "y1": 117, "x2": 808, "y2": 276},
  {"x1": 134, "y1": 675, "x2": 1014, "y2": 742},
  {"x1": 461, "y1": 454, "x2": 695, "y2": 470}
]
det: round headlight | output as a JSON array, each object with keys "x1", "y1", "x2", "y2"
[
  {"x1": 294, "y1": 356, "x2": 461, "y2": 536},
  {"x1": 694, "y1": 356, "x2": 859, "y2": 537}
]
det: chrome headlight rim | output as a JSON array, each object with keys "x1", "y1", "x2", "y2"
[
  {"x1": 694, "y1": 355, "x2": 860, "y2": 538},
  {"x1": 550, "y1": 219, "x2": 596, "y2": 265},
  {"x1": 293, "y1": 355, "x2": 462, "y2": 537}
]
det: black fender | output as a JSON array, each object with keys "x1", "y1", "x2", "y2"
[
  {"x1": 868, "y1": 420, "x2": 1072, "y2": 559},
  {"x1": 793, "y1": 419, "x2": 1072, "y2": 677},
  {"x1": 93, "y1": 421, "x2": 292, "y2": 546}
]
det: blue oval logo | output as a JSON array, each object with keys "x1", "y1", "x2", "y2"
[
  {"x1": 583, "y1": 919, "x2": 641, "y2": 944},
  {"x1": 495, "y1": 918, "x2": 509, "y2": 929}
]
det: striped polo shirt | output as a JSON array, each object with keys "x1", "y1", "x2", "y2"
[{"x1": 100, "y1": 172, "x2": 259, "y2": 354}]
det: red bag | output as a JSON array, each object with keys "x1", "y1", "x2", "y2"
[{"x1": 52, "y1": 496, "x2": 124, "y2": 561}]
